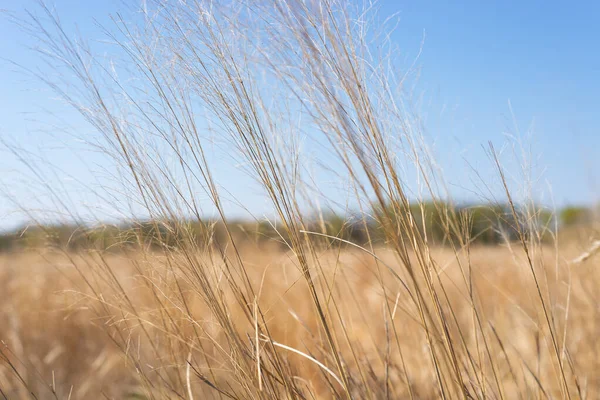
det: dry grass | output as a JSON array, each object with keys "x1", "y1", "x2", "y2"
[
  {"x1": 2, "y1": 0, "x2": 600, "y2": 398},
  {"x1": 1, "y1": 242, "x2": 599, "y2": 399}
]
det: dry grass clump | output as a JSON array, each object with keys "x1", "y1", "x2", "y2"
[{"x1": 2, "y1": 0, "x2": 599, "y2": 398}]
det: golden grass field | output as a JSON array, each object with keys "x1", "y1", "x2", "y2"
[
  {"x1": 1, "y1": 239, "x2": 598, "y2": 399},
  {"x1": 4, "y1": 1, "x2": 599, "y2": 398}
]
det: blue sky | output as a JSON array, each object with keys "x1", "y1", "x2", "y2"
[{"x1": 0, "y1": 1, "x2": 599, "y2": 228}]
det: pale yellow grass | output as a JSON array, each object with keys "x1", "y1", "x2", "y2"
[{"x1": 0, "y1": 242, "x2": 598, "y2": 399}]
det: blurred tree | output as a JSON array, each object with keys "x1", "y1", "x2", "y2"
[{"x1": 560, "y1": 206, "x2": 591, "y2": 226}]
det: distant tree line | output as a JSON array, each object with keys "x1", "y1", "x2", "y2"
[{"x1": 0, "y1": 203, "x2": 596, "y2": 252}]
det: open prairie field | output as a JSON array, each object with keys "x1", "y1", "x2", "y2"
[
  {"x1": 1, "y1": 240, "x2": 599, "y2": 399},
  {"x1": 1, "y1": 0, "x2": 599, "y2": 398}
]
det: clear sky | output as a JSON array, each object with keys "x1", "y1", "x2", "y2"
[{"x1": 0, "y1": 0, "x2": 599, "y2": 229}]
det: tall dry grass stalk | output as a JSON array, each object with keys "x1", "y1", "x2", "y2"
[{"x1": 1, "y1": 0, "x2": 596, "y2": 398}]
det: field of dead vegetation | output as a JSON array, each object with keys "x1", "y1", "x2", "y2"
[
  {"x1": 1, "y1": 240, "x2": 598, "y2": 399},
  {"x1": 2, "y1": 0, "x2": 599, "y2": 398}
]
